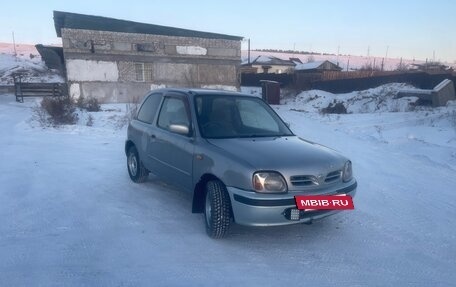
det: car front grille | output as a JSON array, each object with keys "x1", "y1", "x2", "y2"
[
  {"x1": 290, "y1": 170, "x2": 341, "y2": 186},
  {"x1": 324, "y1": 170, "x2": 342, "y2": 183},
  {"x1": 290, "y1": 175, "x2": 318, "y2": 186}
]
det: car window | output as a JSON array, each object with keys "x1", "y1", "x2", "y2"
[
  {"x1": 157, "y1": 97, "x2": 191, "y2": 134},
  {"x1": 236, "y1": 99, "x2": 280, "y2": 132},
  {"x1": 137, "y1": 93, "x2": 162, "y2": 124},
  {"x1": 195, "y1": 95, "x2": 293, "y2": 139}
]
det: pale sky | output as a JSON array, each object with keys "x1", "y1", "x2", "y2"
[{"x1": 0, "y1": 0, "x2": 454, "y2": 62}]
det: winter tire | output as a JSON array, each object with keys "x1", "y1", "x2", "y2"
[
  {"x1": 204, "y1": 180, "x2": 232, "y2": 238},
  {"x1": 127, "y1": 146, "x2": 149, "y2": 183}
]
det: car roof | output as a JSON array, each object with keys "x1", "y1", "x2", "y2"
[{"x1": 151, "y1": 88, "x2": 252, "y2": 97}]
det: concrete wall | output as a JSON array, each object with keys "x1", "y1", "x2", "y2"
[
  {"x1": 397, "y1": 79, "x2": 455, "y2": 107},
  {"x1": 61, "y1": 28, "x2": 241, "y2": 103},
  {"x1": 432, "y1": 79, "x2": 455, "y2": 107},
  {"x1": 66, "y1": 59, "x2": 119, "y2": 82}
]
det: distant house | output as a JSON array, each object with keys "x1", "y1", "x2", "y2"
[
  {"x1": 410, "y1": 63, "x2": 451, "y2": 72},
  {"x1": 51, "y1": 11, "x2": 243, "y2": 103},
  {"x1": 294, "y1": 60, "x2": 342, "y2": 73},
  {"x1": 241, "y1": 56, "x2": 296, "y2": 74},
  {"x1": 289, "y1": 57, "x2": 303, "y2": 64}
]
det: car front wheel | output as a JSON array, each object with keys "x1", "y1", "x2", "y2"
[
  {"x1": 204, "y1": 180, "x2": 232, "y2": 238},
  {"x1": 127, "y1": 146, "x2": 149, "y2": 183}
]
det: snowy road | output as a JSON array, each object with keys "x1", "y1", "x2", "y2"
[{"x1": 1, "y1": 94, "x2": 455, "y2": 286}]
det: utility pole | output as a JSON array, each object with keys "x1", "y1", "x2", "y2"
[
  {"x1": 336, "y1": 45, "x2": 340, "y2": 66},
  {"x1": 383, "y1": 45, "x2": 389, "y2": 71},
  {"x1": 12, "y1": 31, "x2": 17, "y2": 58},
  {"x1": 247, "y1": 38, "x2": 251, "y2": 64}
]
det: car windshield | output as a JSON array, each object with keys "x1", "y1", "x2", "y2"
[{"x1": 194, "y1": 95, "x2": 294, "y2": 139}]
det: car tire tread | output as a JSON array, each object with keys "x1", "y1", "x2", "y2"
[
  {"x1": 127, "y1": 146, "x2": 149, "y2": 183},
  {"x1": 205, "y1": 180, "x2": 231, "y2": 238}
]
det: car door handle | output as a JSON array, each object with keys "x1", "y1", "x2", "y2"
[{"x1": 150, "y1": 134, "x2": 156, "y2": 139}]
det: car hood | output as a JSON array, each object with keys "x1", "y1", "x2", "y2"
[{"x1": 206, "y1": 136, "x2": 347, "y2": 175}]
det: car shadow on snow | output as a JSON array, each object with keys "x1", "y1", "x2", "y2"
[
  {"x1": 127, "y1": 174, "x2": 354, "y2": 245},
  {"x1": 229, "y1": 215, "x2": 351, "y2": 241}
]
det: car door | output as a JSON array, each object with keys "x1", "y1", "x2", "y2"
[
  {"x1": 130, "y1": 92, "x2": 163, "y2": 170},
  {"x1": 147, "y1": 92, "x2": 194, "y2": 192}
]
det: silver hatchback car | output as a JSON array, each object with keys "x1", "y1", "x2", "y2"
[{"x1": 125, "y1": 89, "x2": 357, "y2": 238}]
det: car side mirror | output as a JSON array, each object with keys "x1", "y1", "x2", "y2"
[{"x1": 169, "y1": 124, "x2": 190, "y2": 136}]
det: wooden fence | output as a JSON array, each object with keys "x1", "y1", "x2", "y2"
[{"x1": 14, "y1": 82, "x2": 67, "y2": 103}]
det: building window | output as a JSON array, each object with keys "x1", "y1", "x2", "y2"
[
  {"x1": 134, "y1": 63, "x2": 144, "y2": 81},
  {"x1": 136, "y1": 43, "x2": 156, "y2": 53},
  {"x1": 134, "y1": 63, "x2": 153, "y2": 82}
]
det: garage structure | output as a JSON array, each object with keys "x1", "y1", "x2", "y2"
[{"x1": 53, "y1": 11, "x2": 243, "y2": 103}]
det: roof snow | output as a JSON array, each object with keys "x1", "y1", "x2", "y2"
[{"x1": 294, "y1": 61, "x2": 327, "y2": 70}]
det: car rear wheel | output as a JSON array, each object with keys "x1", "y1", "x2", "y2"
[
  {"x1": 127, "y1": 146, "x2": 149, "y2": 183},
  {"x1": 204, "y1": 180, "x2": 232, "y2": 238}
]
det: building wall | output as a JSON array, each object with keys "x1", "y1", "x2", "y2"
[
  {"x1": 252, "y1": 64, "x2": 294, "y2": 74},
  {"x1": 61, "y1": 28, "x2": 241, "y2": 102}
]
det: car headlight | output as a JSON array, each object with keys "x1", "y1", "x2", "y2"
[
  {"x1": 342, "y1": 161, "x2": 353, "y2": 182},
  {"x1": 253, "y1": 172, "x2": 288, "y2": 193}
]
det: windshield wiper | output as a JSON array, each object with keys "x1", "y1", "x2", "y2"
[{"x1": 237, "y1": 134, "x2": 288, "y2": 138}]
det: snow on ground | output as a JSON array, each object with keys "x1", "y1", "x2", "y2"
[
  {"x1": 242, "y1": 83, "x2": 422, "y2": 114},
  {"x1": 240, "y1": 86, "x2": 262, "y2": 97},
  {"x1": 0, "y1": 43, "x2": 64, "y2": 85},
  {"x1": 0, "y1": 53, "x2": 64, "y2": 85},
  {"x1": 283, "y1": 83, "x2": 422, "y2": 113},
  {"x1": 1, "y1": 89, "x2": 456, "y2": 286}
]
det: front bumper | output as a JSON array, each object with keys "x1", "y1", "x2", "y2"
[{"x1": 227, "y1": 180, "x2": 357, "y2": 226}]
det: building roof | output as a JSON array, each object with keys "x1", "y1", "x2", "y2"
[
  {"x1": 294, "y1": 60, "x2": 326, "y2": 70},
  {"x1": 294, "y1": 60, "x2": 342, "y2": 71},
  {"x1": 35, "y1": 44, "x2": 65, "y2": 71},
  {"x1": 242, "y1": 55, "x2": 296, "y2": 66},
  {"x1": 289, "y1": 57, "x2": 303, "y2": 64},
  {"x1": 53, "y1": 11, "x2": 243, "y2": 41},
  {"x1": 410, "y1": 63, "x2": 449, "y2": 70}
]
